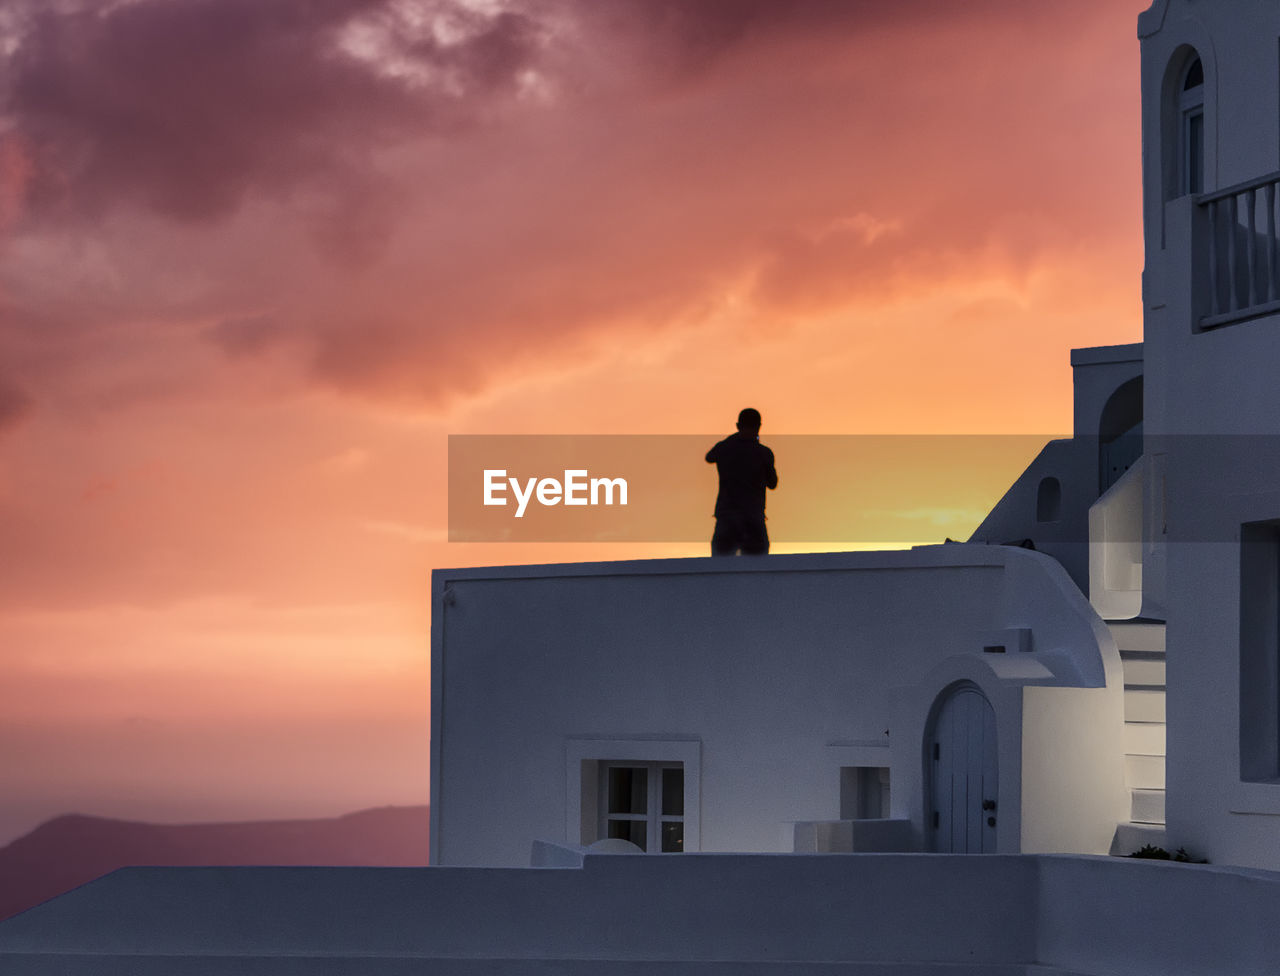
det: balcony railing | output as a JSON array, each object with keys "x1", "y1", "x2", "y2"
[{"x1": 1199, "y1": 171, "x2": 1280, "y2": 329}]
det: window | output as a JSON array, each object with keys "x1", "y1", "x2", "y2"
[
  {"x1": 1240, "y1": 520, "x2": 1280, "y2": 781},
  {"x1": 1036, "y1": 477, "x2": 1062, "y2": 523},
  {"x1": 566, "y1": 737, "x2": 700, "y2": 851},
  {"x1": 1179, "y1": 56, "x2": 1204, "y2": 196},
  {"x1": 601, "y1": 763, "x2": 684, "y2": 851},
  {"x1": 840, "y1": 765, "x2": 891, "y2": 819}
]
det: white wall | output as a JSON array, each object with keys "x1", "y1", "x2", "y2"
[
  {"x1": 1089, "y1": 460, "x2": 1144, "y2": 621},
  {"x1": 1021, "y1": 685, "x2": 1129, "y2": 854},
  {"x1": 966, "y1": 438, "x2": 1092, "y2": 592},
  {"x1": 431, "y1": 546, "x2": 1123, "y2": 867},
  {"x1": 4, "y1": 855, "x2": 1280, "y2": 974}
]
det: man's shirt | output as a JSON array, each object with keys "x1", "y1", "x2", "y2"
[{"x1": 706, "y1": 432, "x2": 778, "y2": 518}]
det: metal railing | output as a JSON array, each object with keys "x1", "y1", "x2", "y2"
[{"x1": 1199, "y1": 171, "x2": 1280, "y2": 328}]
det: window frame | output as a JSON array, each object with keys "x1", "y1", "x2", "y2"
[
  {"x1": 1240, "y1": 518, "x2": 1280, "y2": 784},
  {"x1": 565, "y1": 736, "x2": 701, "y2": 851},
  {"x1": 1215, "y1": 489, "x2": 1280, "y2": 816},
  {"x1": 1178, "y1": 57, "x2": 1205, "y2": 197}
]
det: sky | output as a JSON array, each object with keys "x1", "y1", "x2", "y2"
[{"x1": 0, "y1": 0, "x2": 1147, "y2": 845}]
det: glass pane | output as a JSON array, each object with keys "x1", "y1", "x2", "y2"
[
  {"x1": 607, "y1": 818, "x2": 647, "y2": 851},
  {"x1": 1187, "y1": 112, "x2": 1204, "y2": 195},
  {"x1": 661, "y1": 821, "x2": 684, "y2": 852},
  {"x1": 1183, "y1": 57, "x2": 1203, "y2": 91},
  {"x1": 607, "y1": 766, "x2": 646, "y2": 815},
  {"x1": 661, "y1": 767, "x2": 684, "y2": 816}
]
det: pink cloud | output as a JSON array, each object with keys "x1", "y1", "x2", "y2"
[
  {"x1": 4, "y1": 0, "x2": 547, "y2": 223},
  {"x1": 0, "y1": 379, "x2": 30, "y2": 433},
  {"x1": 0, "y1": 0, "x2": 1142, "y2": 412}
]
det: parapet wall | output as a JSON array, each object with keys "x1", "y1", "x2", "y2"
[{"x1": 1, "y1": 854, "x2": 1277, "y2": 973}]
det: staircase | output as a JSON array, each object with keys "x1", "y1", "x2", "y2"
[{"x1": 1109, "y1": 620, "x2": 1168, "y2": 854}]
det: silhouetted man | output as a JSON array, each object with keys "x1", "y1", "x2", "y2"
[{"x1": 706, "y1": 408, "x2": 777, "y2": 556}]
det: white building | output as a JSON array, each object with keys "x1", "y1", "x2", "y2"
[
  {"x1": 430, "y1": 543, "x2": 1132, "y2": 863},
  {"x1": 5, "y1": 1, "x2": 1280, "y2": 970},
  {"x1": 1133, "y1": 0, "x2": 1280, "y2": 872}
]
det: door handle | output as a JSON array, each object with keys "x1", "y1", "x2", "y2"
[{"x1": 982, "y1": 799, "x2": 997, "y2": 811}]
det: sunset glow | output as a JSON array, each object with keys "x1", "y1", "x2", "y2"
[{"x1": 0, "y1": 0, "x2": 1145, "y2": 844}]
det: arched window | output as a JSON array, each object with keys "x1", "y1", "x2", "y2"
[
  {"x1": 1036, "y1": 477, "x2": 1062, "y2": 523},
  {"x1": 1179, "y1": 56, "x2": 1204, "y2": 196}
]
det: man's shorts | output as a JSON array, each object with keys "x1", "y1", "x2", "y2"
[{"x1": 711, "y1": 514, "x2": 769, "y2": 556}]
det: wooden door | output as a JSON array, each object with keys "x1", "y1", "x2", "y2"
[{"x1": 929, "y1": 684, "x2": 998, "y2": 853}]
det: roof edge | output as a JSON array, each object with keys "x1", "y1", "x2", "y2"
[
  {"x1": 1070, "y1": 342, "x2": 1144, "y2": 367},
  {"x1": 430, "y1": 543, "x2": 1017, "y2": 585},
  {"x1": 1137, "y1": 0, "x2": 1169, "y2": 39}
]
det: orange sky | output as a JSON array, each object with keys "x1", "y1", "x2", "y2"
[{"x1": 0, "y1": 0, "x2": 1147, "y2": 844}]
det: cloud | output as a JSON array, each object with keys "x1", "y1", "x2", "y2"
[
  {"x1": 567, "y1": 0, "x2": 1064, "y2": 86},
  {"x1": 3, "y1": 0, "x2": 549, "y2": 224},
  {"x1": 0, "y1": 134, "x2": 33, "y2": 231},
  {"x1": 205, "y1": 313, "x2": 289, "y2": 359},
  {"x1": 0, "y1": 379, "x2": 30, "y2": 432},
  {"x1": 0, "y1": 0, "x2": 1140, "y2": 416},
  {"x1": 362, "y1": 519, "x2": 445, "y2": 544}
]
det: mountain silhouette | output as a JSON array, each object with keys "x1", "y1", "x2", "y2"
[{"x1": 0, "y1": 805, "x2": 429, "y2": 921}]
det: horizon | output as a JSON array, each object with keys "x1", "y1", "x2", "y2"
[{"x1": 0, "y1": 0, "x2": 1146, "y2": 847}]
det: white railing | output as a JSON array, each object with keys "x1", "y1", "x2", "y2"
[{"x1": 1200, "y1": 171, "x2": 1280, "y2": 328}]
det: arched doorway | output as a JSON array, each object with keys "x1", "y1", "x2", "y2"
[
  {"x1": 927, "y1": 683, "x2": 998, "y2": 853},
  {"x1": 1098, "y1": 375, "x2": 1143, "y2": 495}
]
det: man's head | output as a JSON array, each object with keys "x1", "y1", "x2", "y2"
[{"x1": 736, "y1": 407, "x2": 762, "y2": 434}]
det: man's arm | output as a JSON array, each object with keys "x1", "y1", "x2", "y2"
[{"x1": 764, "y1": 447, "x2": 778, "y2": 490}]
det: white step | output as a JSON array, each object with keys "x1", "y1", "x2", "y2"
[
  {"x1": 1112, "y1": 821, "x2": 1168, "y2": 856},
  {"x1": 1120, "y1": 655, "x2": 1166, "y2": 686},
  {"x1": 1124, "y1": 722, "x2": 1166, "y2": 755},
  {"x1": 1124, "y1": 688, "x2": 1166, "y2": 723},
  {"x1": 1130, "y1": 788, "x2": 1166, "y2": 824},
  {"x1": 1107, "y1": 621, "x2": 1166, "y2": 652},
  {"x1": 1125, "y1": 754, "x2": 1166, "y2": 790}
]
